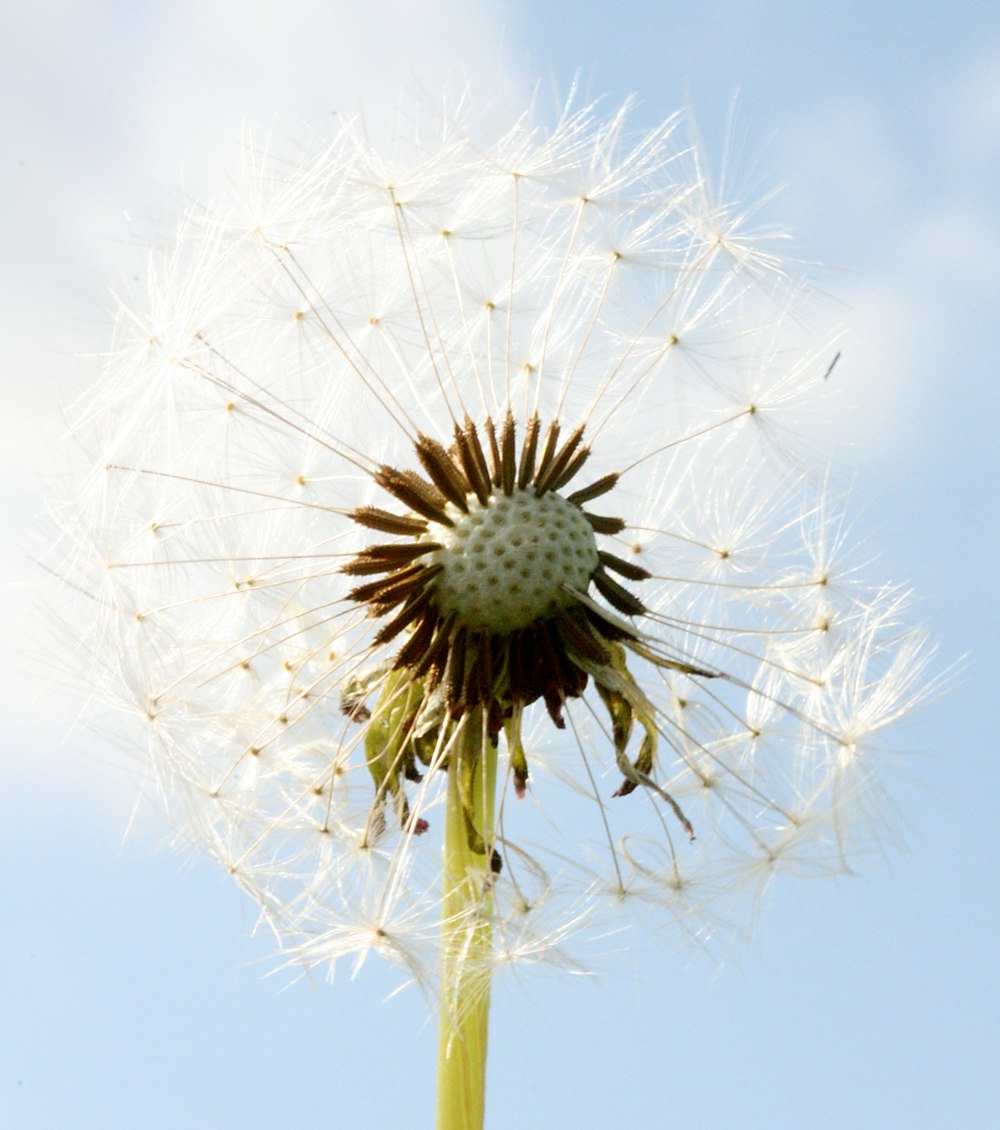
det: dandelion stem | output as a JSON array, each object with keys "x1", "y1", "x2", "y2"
[{"x1": 436, "y1": 709, "x2": 496, "y2": 1130}]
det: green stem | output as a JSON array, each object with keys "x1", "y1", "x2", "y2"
[{"x1": 436, "y1": 709, "x2": 497, "y2": 1130}]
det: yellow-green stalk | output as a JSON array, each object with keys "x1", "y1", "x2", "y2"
[{"x1": 436, "y1": 709, "x2": 497, "y2": 1130}]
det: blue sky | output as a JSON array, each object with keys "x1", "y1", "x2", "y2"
[{"x1": 3, "y1": 2, "x2": 998, "y2": 1127}]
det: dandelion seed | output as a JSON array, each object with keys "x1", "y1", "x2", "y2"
[{"x1": 60, "y1": 93, "x2": 934, "y2": 1130}]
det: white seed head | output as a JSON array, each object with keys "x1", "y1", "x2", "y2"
[
  {"x1": 427, "y1": 490, "x2": 599, "y2": 634},
  {"x1": 54, "y1": 93, "x2": 937, "y2": 990}
]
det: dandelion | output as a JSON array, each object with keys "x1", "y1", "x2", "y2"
[{"x1": 63, "y1": 94, "x2": 933, "y2": 1129}]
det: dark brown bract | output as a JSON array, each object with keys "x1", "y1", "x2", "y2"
[{"x1": 344, "y1": 412, "x2": 651, "y2": 732}]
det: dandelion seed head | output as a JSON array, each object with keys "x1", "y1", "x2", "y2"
[{"x1": 58, "y1": 92, "x2": 936, "y2": 992}]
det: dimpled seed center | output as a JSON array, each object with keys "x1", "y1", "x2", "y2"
[{"x1": 428, "y1": 488, "x2": 600, "y2": 634}]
